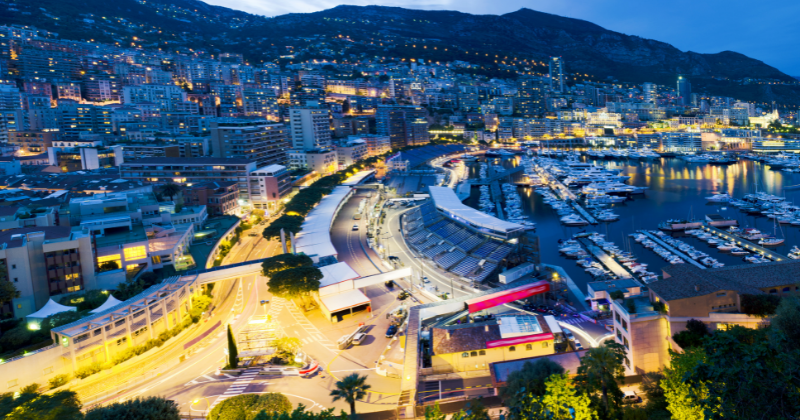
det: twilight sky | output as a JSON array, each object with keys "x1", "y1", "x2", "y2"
[{"x1": 202, "y1": 0, "x2": 800, "y2": 76}]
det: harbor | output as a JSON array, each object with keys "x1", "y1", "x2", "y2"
[
  {"x1": 637, "y1": 230, "x2": 707, "y2": 269},
  {"x1": 576, "y1": 238, "x2": 635, "y2": 280},
  {"x1": 700, "y1": 224, "x2": 788, "y2": 262}
]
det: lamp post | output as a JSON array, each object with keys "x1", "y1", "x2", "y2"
[{"x1": 191, "y1": 397, "x2": 211, "y2": 417}]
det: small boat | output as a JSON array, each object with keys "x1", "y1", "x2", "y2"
[
  {"x1": 788, "y1": 246, "x2": 800, "y2": 259},
  {"x1": 730, "y1": 247, "x2": 749, "y2": 255},
  {"x1": 759, "y1": 237, "x2": 785, "y2": 247},
  {"x1": 717, "y1": 241, "x2": 737, "y2": 251}
]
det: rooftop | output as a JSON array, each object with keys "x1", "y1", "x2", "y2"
[
  {"x1": 94, "y1": 225, "x2": 148, "y2": 248},
  {"x1": 651, "y1": 262, "x2": 797, "y2": 301},
  {"x1": 0, "y1": 226, "x2": 72, "y2": 248},
  {"x1": 121, "y1": 157, "x2": 256, "y2": 166}
]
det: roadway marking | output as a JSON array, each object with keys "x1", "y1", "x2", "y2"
[
  {"x1": 184, "y1": 373, "x2": 235, "y2": 386},
  {"x1": 209, "y1": 368, "x2": 262, "y2": 409},
  {"x1": 281, "y1": 299, "x2": 338, "y2": 353}
]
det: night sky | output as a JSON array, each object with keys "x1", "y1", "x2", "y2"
[{"x1": 203, "y1": 0, "x2": 800, "y2": 76}]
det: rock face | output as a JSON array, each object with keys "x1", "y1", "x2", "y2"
[{"x1": 264, "y1": 5, "x2": 791, "y2": 83}]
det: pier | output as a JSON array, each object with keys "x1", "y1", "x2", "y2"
[
  {"x1": 571, "y1": 202, "x2": 598, "y2": 225},
  {"x1": 576, "y1": 238, "x2": 636, "y2": 280},
  {"x1": 489, "y1": 181, "x2": 505, "y2": 220},
  {"x1": 701, "y1": 224, "x2": 788, "y2": 262},
  {"x1": 638, "y1": 231, "x2": 707, "y2": 269},
  {"x1": 538, "y1": 166, "x2": 597, "y2": 224}
]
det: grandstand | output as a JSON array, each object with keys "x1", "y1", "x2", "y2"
[{"x1": 401, "y1": 200, "x2": 518, "y2": 283}]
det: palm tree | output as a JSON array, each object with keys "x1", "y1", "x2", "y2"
[
  {"x1": 330, "y1": 373, "x2": 371, "y2": 418},
  {"x1": 160, "y1": 183, "x2": 181, "y2": 202},
  {"x1": 575, "y1": 341, "x2": 626, "y2": 414}
]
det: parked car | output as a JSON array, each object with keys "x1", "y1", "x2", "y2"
[
  {"x1": 352, "y1": 333, "x2": 367, "y2": 345},
  {"x1": 622, "y1": 391, "x2": 642, "y2": 404},
  {"x1": 422, "y1": 277, "x2": 430, "y2": 283},
  {"x1": 563, "y1": 328, "x2": 575, "y2": 341},
  {"x1": 397, "y1": 291, "x2": 410, "y2": 300},
  {"x1": 352, "y1": 224, "x2": 359, "y2": 231},
  {"x1": 574, "y1": 340, "x2": 584, "y2": 351},
  {"x1": 386, "y1": 325, "x2": 398, "y2": 338}
]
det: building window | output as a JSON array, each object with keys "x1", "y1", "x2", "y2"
[
  {"x1": 42, "y1": 366, "x2": 53, "y2": 375},
  {"x1": 783, "y1": 287, "x2": 791, "y2": 292},
  {"x1": 543, "y1": 342, "x2": 549, "y2": 348},
  {"x1": 462, "y1": 352, "x2": 469, "y2": 358},
  {"x1": 525, "y1": 344, "x2": 532, "y2": 351},
  {"x1": 470, "y1": 351, "x2": 477, "y2": 357},
  {"x1": 7, "y1": 379, "x2": 17, "y2": 388},
  {"x1": 509, "y1": 346, "x2": 516, "y2": 352},
  {"x1": 770, "y1": 289, "x2": 778, "y2": 294},
  {"x1": 479, "y1": 350, "x2": 485, "y2": 356},
  {"x1": 716, "y1": 292, "x2": 726, "y2": 297},
  {"x1": 124, "y1": 246, "x2": 147, "y2": 261}
]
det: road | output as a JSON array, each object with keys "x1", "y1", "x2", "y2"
[{"x1": 330, "y1": 190, "x2": 384, "y2": 277}]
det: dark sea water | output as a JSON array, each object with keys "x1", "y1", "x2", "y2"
[{"x1": 464, "y1": 156, "x2": 800, "y2": 293}]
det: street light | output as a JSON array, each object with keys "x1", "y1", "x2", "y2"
[{"x1": 191, "y1": 397, "x2": 211, "y2": 417}]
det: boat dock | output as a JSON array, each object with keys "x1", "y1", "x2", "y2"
[
  {"x1": 638, "y1": 231, "x2": 707, "y2": 269},
  {"x1": 489, "y1": 181, "x2": 505, "y2": 220},
  {"x1": 538, "y1": 167, "x2": 597, "y2": 224},
  {"x1": 700, "y1": 224, "x2": 788, "y2": 262},
  {"x1": 577, "y1": 238, "x2": 635, "y2": 280},
  {"x1": 571, "y1": 202, "x2": 598, "y2": 225}
]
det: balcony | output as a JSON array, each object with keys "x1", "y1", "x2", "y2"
[{"x1": 612, "y1": 295, "x2": 660, "y2": 320}]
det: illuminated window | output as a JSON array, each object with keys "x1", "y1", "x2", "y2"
[
  {"x1": 525, "y1": 344, "x2": 532, "y2": 351},
  {"x1": 124, "y1": 246, "x2": 146, "y2": 260},
  {"x1": 65, "y1": 273, "x2": 79, "y2": 280},
  {"x1": 479, "y1": 350, "x2": 485, "y2": 356},
  {"x1": 98, "y1": 254, "x2": 120, "y2": 263},
  {"x1": 461, "y1": 352, "x2": 468, "y2": 358},
  {"x1": 470, "y1": 351, "x2": 477, "y2": 357},
  {"x1": 67, "y1": 285, "x2": 81, "y2": 292}
]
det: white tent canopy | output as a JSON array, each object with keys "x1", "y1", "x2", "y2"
[
  {"x1": 319, "y1": 262, "x2": 360, "y2": 288},
  {"x1": 320, "y1": 289, "x2": 370, "y2": 314},
  {"x1": 295, "y1": 186, "x2": 352, "y2": 261},
  {"x1": 428, "y1": 186, "x2": 524, "y2": 234},
  {"x1": 90, "y1": 295, "x2": 123, "y2": 314},
  {"x1": 25, "y1": 299, "x2": 76, "y2": 322}
]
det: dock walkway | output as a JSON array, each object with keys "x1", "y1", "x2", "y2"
[
  {"x1": 489, "y1": 181, "x2": 505, "y2": 220},
  {"x1": 701, "y1": 224, "x2": 788, "y2": 262},
  {"x1": 638, "y1": 231, "x2": 706, "y2": 269},
  {"x1": 538, "y1": 166, "x2": 597, "y2": 224},
  {"x1": 577, "y1": 238, "x2": 635, "y2": 280}
]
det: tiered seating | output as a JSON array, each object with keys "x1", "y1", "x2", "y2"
[
  {"x1": 405, "y1": 206, "x2": 422, "y2": 221},
  {"x1": 404, "y1": 218, "x2": 424, "y2": 233},
  {"x1": 472, "y1": 242, "x2": 499, "y2": 259},
  {"x1": 488, "y1": 245, "x2": 513, "y2": 262},
  {"x1": 427, "y1": 220, "x2": 448, "y2": 234},
  {"x1": 409, "y1": 231, "x2": 429, "y2": 244},
  {"x1": 451, "y1": 257, "x2": 480, "y2": 277},
  {"x1": 457, "y1": 235, "x2": 483, "y2": 253},
  {"x1": 446, "y1": 229, "x2": 470, "y2": 245},
  {"x1": 421, "y1": 207, "x2": 442, "y2": 226},
  {"x1": 435, "y1": 250, "x2": 466, "y2": 270},
  {"x1": 469, "y1": 263, "x2": 498, "y2": 282},
  {"x1": 415, "y1": 237, "x2": 439, "y2": 251},
  {"x1": 423, "y1": 243, "x2": 449, "y2": 258}
]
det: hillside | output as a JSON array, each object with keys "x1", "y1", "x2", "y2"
[{"x1": 2, "y1": 1, "x2": 798, "y2": 105}]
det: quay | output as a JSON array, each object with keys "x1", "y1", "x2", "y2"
[
  {"x1": 489, "y1": 181, "x2": 505, "y2": 220},
  {"x1": 638, "y1": 231, "x2": 707, "y2": 269},
  {"x1": 576, "y1": 238, "x2": 636, "y2": 281},
  {"x1": 537, "y1": 166, "x2": 597, "y2": 224},
  {"x1": 701, "y1": 224, "x2": 788, "y2": 262},
  {"x1": 571, "y1": 202, "x2": 598, "y2": 225}
]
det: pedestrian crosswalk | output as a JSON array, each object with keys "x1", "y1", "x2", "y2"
[
  {"x1": 267, "y1": 297, "x2": 287, "y2": 319},
  {"x1": 208, "y1": 368, "x2": 261, "y2": 410},
  {"x1": 559, "y1": 317, "x2": 587, "y2": 326},
  {"x1": 283, "y1": 299, "x2": 337, "y2": 352}
]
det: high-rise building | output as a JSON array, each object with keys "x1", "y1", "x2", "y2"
[
  {"x1": 376, "y1": 105, "x2": 429, "y2": 149},
  {"x1": 515, "y1": 78, "x2": 545, "y2": 118},
  {"x1": 242, "y1": 88, "x2": 279, "y2": 120},
  {"x1": 289, "y1": 107, "x2": 332, "y2": 151},
  {"x1": 677, "y1": 76, "x2": 692, "y2": 106},
  {"x1": 642, "y1": 83, "x2": 657, "y2": 104},
  {"x1": 549, "y1": 57, "x2": 565, "y2": 93},
  {"x1": 122, "y1": 84, "x2": 187, "y2": 111},
  {"x1": 210, "y1": 119, "x2": 289, "y2": 168}
]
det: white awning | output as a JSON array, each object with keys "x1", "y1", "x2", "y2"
[
  {"x1": 90, "y1": 295, "x2": 123, "y2": 313},
  {"x1": 294, "y1": 186, "x2": 352, "y2": 261},
  {"x1": 319, "y1": 262, "x2": 360, "y2": 288},
  {"x1": 428, "y1": 186, "x2": 524, "y2": 234},
  {"x1": 320, "y1": 289, "x2": 371, "y2": 314},
  {"x1": 26, "y1": 299, "x2": 76, "y2": 321},
  {"x1": 341, "y1": 170, "x2": 376, "y2": 186}
]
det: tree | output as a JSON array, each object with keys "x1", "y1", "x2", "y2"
[
  {"x1": 661, "y1": 348, "x2": 707, "y2": 420},
  {"x1": 575, "y1": 341, "x2": 626, "y2": 417},
  {"x1": 273, "y1": 337, "x2": 302, "y2": 363},
  {"x1": 85, "y1": 396, "x2": 179, "y2": 420},
  {"x1": 672, "y1": 319, "x2": 710, "y2": 349},
  {"x1": 261, "y1": 254, "x2": 314, "y2": 277},
  {"x1": 772, "y1": 294, "x2": 800, "y2": 350},
  {"x1": 740, "y1": 293, "x2": 781, "y2": 318},
  {"x1": 609, "y1": 290, "x2": 625, "y2": 301},
  {"x1": 252, "y1": 404, "x2": 344, "y2": 420},
  {"x1": 1, "y1": 388, "x2": 82, "y2": 420},
  {"x1": 226, "y1": 324, "x2": 239, "y2": 369},
  {"x1": 99, "y1": 261, "x2": 120, "y2": 272},
  {"x1": 0, "y1": 279, "x2": 19, "y2": 306},
  {"x1": 541, "y1": 374, "x2": 595, "y2": 420},
  {"x1": 499, "y1": 358, "x2": 565, "y2": 406},
  {"x1": 640, "y1": 371, "x2": 669, "y2": 419},
  {"x1": 329, "y1": 373, "x2": 371, "y2": 418},
  {"x1": 160, "y1": 183, "x2": 181, "y2": 202},
  {"x1": 262, "y1": 215, "x2": 304, "y2": 240},
  {"x1": 267, "y1": 267, "x2": 322, "y2": 299},
  {"x1": 207, "y1": 394, "x2": 291, "y2": 420}
]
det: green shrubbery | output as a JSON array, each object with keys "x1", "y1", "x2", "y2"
[
  {"x1": 207, "y1": 393, "x2": 292, "y2": 420},
  {"x1": 48, "y1": 373, "x2": 70, "y2": 390}
]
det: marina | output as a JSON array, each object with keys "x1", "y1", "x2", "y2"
[
  {"x1": 700, "y1": 224, "x2": 788, "y2": 262},
  {"x1": 637, "y1": 230, "x2": 707, "y2": 269},
  {"x1": 576, "y1": 238, "x2": 636, "y2": 280}
]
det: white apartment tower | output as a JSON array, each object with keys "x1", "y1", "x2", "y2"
[{"x1": 289, "y1": 107, "x2": 332, "y2": 151}]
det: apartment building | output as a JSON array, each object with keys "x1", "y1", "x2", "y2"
[
  {"x1": 119, "y1": 157, "x2": 258, "y2": 200},
  {"x1": 8, "y1": 130, "x2": 58, "y2": 155},
  {"x1": 335, "y1": 140, "x2": 369, "y2": 169},
  {"x1": 376, "y1": 105, "x2": 429, "y2": 149},
  {"x1": 248, "y1": 164, "x2": 292, "y2": 211},
  {"x1": 289, "y1": 107, "x2": 332, "y2": 151},
  {"x1": 288, "y1": 149, "x2": 337, "y2": 175},
  {"x1": 184, "y1": 181, "x2": 239, "y2": 216},
  {"x1": 0, "y1": 227, "x2": 96, "y2": 318},
  {"x1": 122, "y1": 84, "x2": 187, "y2": 111},
  {"x1": 611, "y1": 263, "x2": 788, "y2": 375},
  {"x1": 210, "y1": 118, "x2": 289, "y2": 168}
]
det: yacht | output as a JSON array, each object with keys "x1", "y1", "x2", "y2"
[
  {"x1": 759, "y1": 237, "x2": 785, "y2": 247},
  {"x1": 729, "y1": 247, "x2": 749, "y2": 256},
  {"x1": 717, "y1": 242, "x2": 737, "y2": 251},
  {"x1": 705, "y1": 193, "x2": 731, "y2": 203},
  {"x1": 788, "y1": 246, "x2": 800, "y2": 259},
  {"x1": 561, "y1": 214, "x2": 589, "y2": 226}
]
